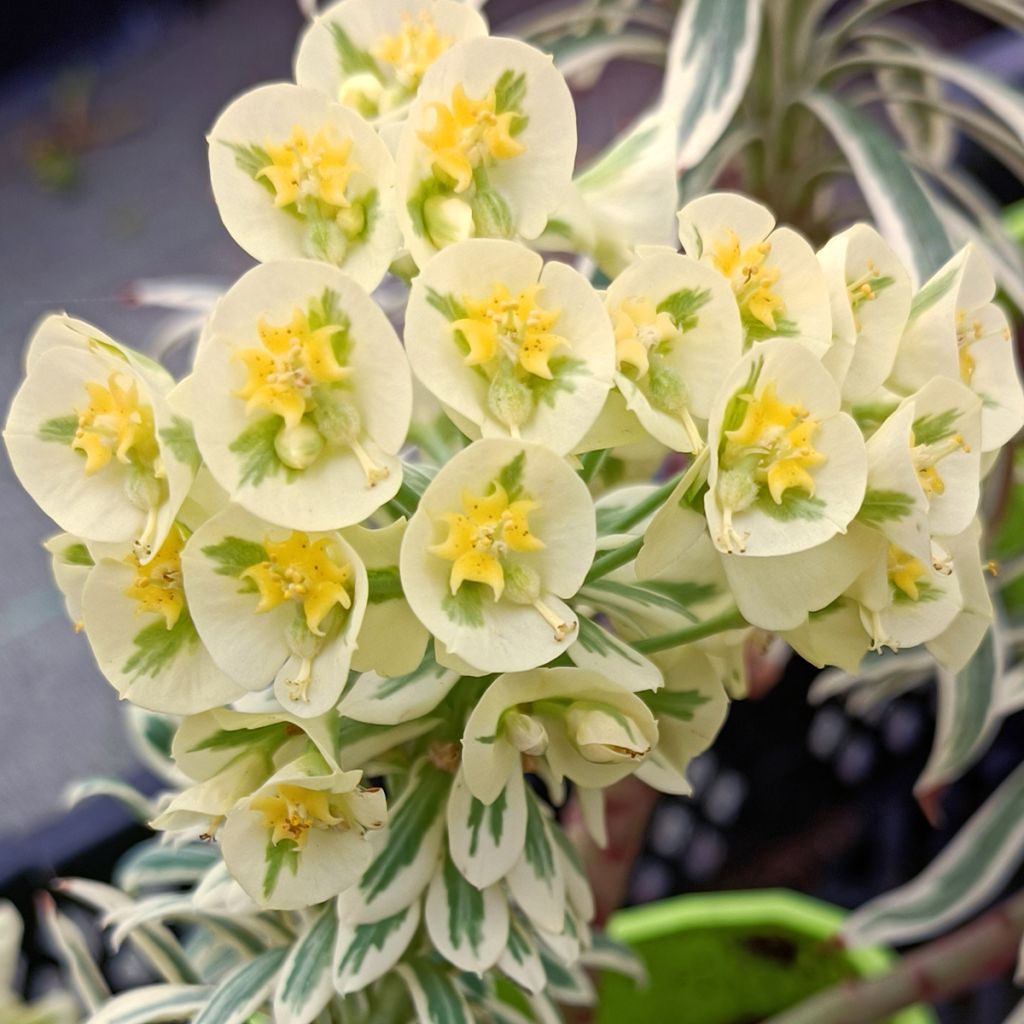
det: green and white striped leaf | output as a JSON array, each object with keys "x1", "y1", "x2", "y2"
[
  {"x1": 37, "y1": 894, "x2": 110, "y2": 1012},
  {"x1": 425, "y1": 849, "x2": 509, "y2": 973},
  {"x1": 538, "y1": 944, "x2": 595, "y2": 1006},
  {"x1": 580, "y1": 931, "x2": 647, "y2": 983},
  {"x1": 843, "y1": 759, "x2": 1024, "y2": 947},
  {"x1": 273, "y1": 904, "x2": 337, "y2": 1024},
  {"x1": 193, "y1": 948, "x2": 286, "y2": 1024},
  {"x1": 334, "y1": 903, "x2": 419, "y2": 995},
  {"x1": 115, "y1": 840, "x2": 221, "y2": 894},
  {"x1": 915, "y1": 622, "x2": 1005, "y2": 809},
  {"x1": 56, "y1": 878, "x2": 199, "y2": 985},
  {"x1": 125, "y1": 706, "x2": 187, "y2": 786},
  {"x1": 506, "y1": 792, "x2": 566, "y2": 934},
  {"x1": 569, "y1": 615, "x2": 663, "y2": 693},
  {"x1": 550, "y1": 819, "x2": 596, "y2": 924},
  {"x1": 107, "y1": 893, "x2": 272, "y2": 955},
  {"x1": 352, "y1": 760, "x2": 451, "y2": 921},
  {"x1": 334, "y1": 717, "x2": 441, "y2": 773},
  {"x1": 64, "y1": 777, "x2": 156, "y2": 823},
  {"x1": 662, "y1": 0, "x2": 764, "y2": 168},
  {"x1": 447, "y1": 767, "x2": 527, "y2": 889},
  {"x1": 396, "y1": 960, "x2": 473, "y2": 1024},
  {"x1": 498, "y1": 917, "x2": 546, "y2": 994},
  {"x1": 86, "y1": 984, "x2": 211, "y2": 1024},
  {"x1": 805, "y1": 91, "x2": 952, "y2": 285},
  {"x1": 340, "y1": 649, "x2": 460, "y2": 726}
]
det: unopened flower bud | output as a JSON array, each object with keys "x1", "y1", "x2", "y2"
[
  {"x1": 502, "y1": 561, "x2": 541, "y2": 605},
  {"x1": 565, "y1": 702, "x2": 650, "y2": 765},
  {"x1": 313, "y1": 391, "x2": 362, "y2": 445},
  {"x1": 504, "y1": 710, "x2": 548, "y2": 756},
  {"x1": 488, "y1": 366, "x2": 534, "y2": 429},
  {"x1": 338, "y1": 73, "x2": 383, "y2": 118},
  {"x1": 424, "y1": 194, "x2": 474, "y2": 249},
  {"x1": 274, "y1": 421, "x2": 325, "y2": 470}
]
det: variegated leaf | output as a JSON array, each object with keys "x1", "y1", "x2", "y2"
[
  {"x1": 340, "y1": 649, "x2": 459, "y2": 726},
  {"x1": 424, "y1": 849, "x2": 509, "y2": 972},
  {"x1": 580, "y1": 930, "x2": 647, "y2": 983},
  {"x1": 396, "y1": 960, "x2": 473, "y2": 1024},
  {"x1": 497, "y1": 917, "x2": 546, "y2": 994},
  {"x1": 663, "y1": 0, "x2": 764, "y2": 168},
  {"x1": 506, "y1": 792, "x2": 566, "y2": 934},
  {"x1": 37, "y1": 893, "x2": 109, "y2": 1012},
  {"x1": 334, "y1": 902, "x2": 419, "y2": 995},
  {"x1": 193, "y1": 948, "x2": 286, "y2": 1024},
  {"x1": 843, "y1": 759, "x2": 1024, "y2": 947},
  {"x1": 447, "y1": 767, "x2": 527, "y2": 890},
  {"x1": 86, "y1": 984, "x2": 211, "y2": 1024},
  {"x1": 115, "y1": 841, "x2": 221, "y2": 894},
  {"x1": 805, "y1": 91, "x2": 952, "y2": 285},
  {"x1": 569, "y1": 615, "x2": 662, "y2": 692},
  {"x1": 273, "y1": 904, "x2": 337, "y2": 1024},
  {"x1": 64, "y1": 777, "x2": 156, "y2": 823}
]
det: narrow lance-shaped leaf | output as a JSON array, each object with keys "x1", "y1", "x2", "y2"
[
  {"x1": 843, "y1": 759, "x2": 1024, "y2": 947},
  {"x1": 915, "y1": 622, "x2": 1005, "y2": 815},
  {"x1": 115, "y1": 841, "x2": 221, "y2": 894},
  {"x1": 36, "y1": 893, "x2": 110, "y2": 1012},
  {"x1": 334, "y1": 902, "x2": 420, "y2": 996},
  {"x1": 662, "y1": 0, "x2": 764, "y2": 168},
  {"x1": 396, "y1": 960, "x2": 474, "y2": 1024},
  {"x1": 273, "y1": 903, "x2": 337, "y2": 1024},
  {"x1": 193, "y1": 948, "x2": 287, "y2": 1024},
  {"x1": 804, "y1": 91, "x2": 952, "y2": 285},
  {"x1": 86, "y1": 985, "x2": 212, "y2": 1024}
]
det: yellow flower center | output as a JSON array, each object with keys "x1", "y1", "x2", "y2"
[
  {"x1": 72, "y1": 372, "x2": 159, "y2": 476},
  {"x1": 242, "y1": 531, "x2": 353, "y2": 637},
  {"x1": 373, "y1": 12, "x2": 451, "y2": 89},
  {"x1": 610, "y1": 296, "x2": 678, "y2": 379},
  {"x1": 712, "y1": 229, "x2": 785, "y2": 332},
  {"x1": 124, "y1": 526, "x2": 187, "y2": 628},
  {"x1": 418, "y1": 84, "x2": 525, "y2": 193},
  {"x1": 910, "y1": 427, "x2": 969, "y2": 498},
  {"x1": 955, "y1": 309, "x2": 1010, "y2": 385},
  {"x1": 251, "y1": 783, "x2": 345, "y2": 850},
  {"x1": 887, "y1": 544, "x2": 927, "y2": 602},
  {"x1": 430, "y1": 482, "x2": 543, "y2": 600},
  {"x1": 452, "y1": 282, "x2": 565, "y2": 380},
  {"x1": 235, "y1": 307, "x2": 350, "y2": 430},
  {"x1": 257, "y1": 125, "x2": 359, "y2": 211}
]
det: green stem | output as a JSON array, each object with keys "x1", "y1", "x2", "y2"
[
  {"x1": 578, "y1": 448, "x2": 610, "y2": 485},
  {"x1": 585, "y1": 536, "x2": 644, "y2": 584},
  {"x1": 633, "y1": 607, "x2": 748, "y2": 654},
  {"x1": 600, "y1": 469, "x2": 685, "y2": 536}
]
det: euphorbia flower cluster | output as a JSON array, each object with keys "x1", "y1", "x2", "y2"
[{"x1": 5, "y1": 0, "x2": 1021, "y2": 1018}]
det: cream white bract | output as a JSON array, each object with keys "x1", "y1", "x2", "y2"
[
  {"x1": 294, "y1": 0, "x2": 487, "y2": 121},
  {"x1": 208, "y1": 83, "x2": 401, "y2": 288},
  {"x1": 606, "y1": 250, "x2": 743, "y2": 453},
  {"x1": 183, "y1": 505, "x2": 367, "y2": 717},
  {"x1": 678, "y1": 192, "x2": 832, "y2": 355},
  {"x1": 405, "y1": 239, "x2": 614, "y2": 453},
  {"x1": 191, "y1": 260, "x2": 412, "y2": 529},
  {"x1": 401, "y1": 439, "x2": 595, "y2": 672},
  {"x1": 4, "y1": 316, "x2": 195, "y2": 560},
  {"x1": 395, "y1": 37, "x2": 576, "y2": 266}
]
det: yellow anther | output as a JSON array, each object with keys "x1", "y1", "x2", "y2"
[
  {"x1": 73, "y1": 372, "x2": 158, "y2": 476},
  {"x1": 235, "y1": 306, "x2": 350, "y2": 428},
  {"x1": 610, "y1": 296, "x2": 678, "y2": 379},
  {"x1": 430, "y1": 482, "x2": 543, "y2": 602},
  {"x1": 124, "y1": 527, "x2": 187, "y2": 628},
  {"x1": 418, "y1": 83, "x2": 524, "y2": 193},
  {"x1": 242, "y1": 531, "x2": 353, "y2": 636},
  {"x1": 257, "y1": 125, "x2": 359, "y2": 210}
]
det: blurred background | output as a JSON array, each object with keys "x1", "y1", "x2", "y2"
[{"x1": 0, "y1": 2, "x2": 1021, "y2": 1021}]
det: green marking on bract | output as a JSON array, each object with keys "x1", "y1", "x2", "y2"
[
  {"x1": 522, "y1": 791, "x2": 556, "y2": 884},
  {"x1": 38, "y1": 414, "x2": 78, "y2": 445},
  {"x1": 910, "y1": 263, "x2": 959, "y2": 318},
  {"x1": 62, "y1": 542, "x2": 94, "y2": 567},
  {"x1": 367, "y1": 565, "x2": 403, "y2": 604},
  {"x1": 912, "y1": 409, "x2": 960, "y2": 447},
  {"x1": 657, "y1": 287, "x2": 712, "y2": 333},
  {"x1": 443, "y1": 851, "x2": 485, "y2": 955},
  {"x1": 466, "y1": 786, "x2": 507, "y2": 857},
  {"x1": 892, "y1": 579, "x2": 942, "y2": 605},
  {"x1": 425, "y1": 288, "x2": 468, "y2": 322},
  {"x1": 337, "y1": 910, "x2": 409, "y2": 978},
  {"x1": 577, "y1": 616, "x2": 643, "y2": 665},
  {"x1": 494, "y1": 69, "x2": 527, "y2": 115},
  {"x1": 528, "y1": 356, "x2": 586, "y2": 408},
  {"x1": 497, "y1": 450, "x2": 526, "y2": 500},
  {"x1": 851, "y1": 401, "x2": 898, "y2": 435},
  {"x1": 159, "y1": 416, "x2": 201, "y2": 469},
  {"x1": 229, "y1": 416, "x2": 289, "y2": 487},
  {"x1": 329, "y1": 23, "x2": 382, "y2": 79},
  {"x1": 263, "y1": 837, "x2": 300, "y2": 899},
  {"x1": 858, "y1": 488, "x2": 915, "y2": 526},
  {"x1": 742, "y1": 314, "x2": 798, "y2": 343},
  {"x1": 122, "y1": 610, "x2": 199, "y2": 679},
  {"x1": 443, "y1": 582, "x2": 485, "y2": 627},
  {"x1": 202, "y1": 536, "x2": 268, "y2": 583},
  {"x1": 643, "y1": 689, "x2": 712, "y2": 722},
  {"x1": 755, "y1": 488, "x2": 826, "y2": 522}
]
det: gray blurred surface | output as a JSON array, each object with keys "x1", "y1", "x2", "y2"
[
  {"x1": 0, "y1": 0, "x2": 302, "y2": 850},
  {"x1": 0, "y1": 0, "x2": 658, "y2": 856}
]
